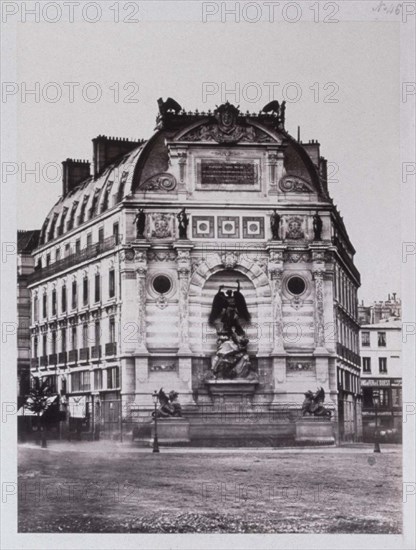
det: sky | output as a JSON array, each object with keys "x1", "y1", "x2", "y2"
[{"x1": 11, "y1": 13, "x2": 402, "y2": 303}]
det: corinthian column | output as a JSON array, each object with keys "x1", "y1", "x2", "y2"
[
  {"x1": 267, "y1": 246, "x2": 285, "y2": 353},
  {"x1": 174, "y1": 243, "x2": 194, "y2": 354},
  {"x1": 135, "y1": 250, "x2": 148, "y2": 352},
  {"x1": 313, "y1": 269, "x2": 326, "y2": 350}
]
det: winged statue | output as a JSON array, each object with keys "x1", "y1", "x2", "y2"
[
  {"x1": 301, "y1": 387, "x2": 332, "y2": 417},
  {"x1": 152, "y1": 388, "x2": 182, "y2": 418},
  {"x1": 207, "y1": 281, "x2": 257, "y2": 381},
  {"x1": 209, "y1": 280, "x2": 251, "y2": 336}
]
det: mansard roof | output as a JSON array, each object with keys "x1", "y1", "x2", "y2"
[
  {"x1": 39, "y1": 143, "x2": 146, "y2": 246},
  {"x1": 37, "y1": 99, "x2": 332, "y2": 248}
]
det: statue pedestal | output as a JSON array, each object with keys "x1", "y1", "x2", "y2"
[
  {"x1": 205, "y1": 379, "x2": 258, "y2": 405},
  {"x1": 150, "y1": 417, "x2": 190, "y2": 445},
  {"x1": 295, "y1": 417, "x2": 335, "y2": 444}
]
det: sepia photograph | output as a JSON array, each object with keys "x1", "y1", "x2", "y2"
[{"x1": 1, "y1": 1, "x2": 415, "y2": 549}]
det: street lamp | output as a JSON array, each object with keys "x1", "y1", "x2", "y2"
[
  {"x1": 373, "y1": 389, "x2": 381, "y2": 453},
  {"x1": 152, "y1": 390, "x2": 160, "y2": 453}
]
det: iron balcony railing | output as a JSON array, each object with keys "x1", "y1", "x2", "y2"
[
  {"x1": 105, "y1": 342, "x2": 117, "y2": 356},
  {"x1": 68, "y1": 350, "x2": 78, "y2": 363},
  {"x1": 91, "y1": 345, "x2": 101, "y2": 360},
  {"x1": 336, "y1": 342, "x2": 360, "y2": 366},
  {"x1": 29, "y1": 236, "x2": 117, "y2": 284},
  {"x1": 79, "y1": 347, "x2": 90, "y2": 362}
]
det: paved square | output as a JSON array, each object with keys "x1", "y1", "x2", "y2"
[{"x1": 18, "y1": 444, "x2": 402, "y2": 533}]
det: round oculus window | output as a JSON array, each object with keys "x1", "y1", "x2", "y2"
[
  {"x1": 153, "y1": 275, "x2": 172, "y2": 294},
  {"x1": 287, "y1": 276, "x2": 306, "y2": 296}
]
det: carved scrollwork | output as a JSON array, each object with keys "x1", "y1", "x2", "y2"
[
  {"x1": 147, "y1": 251, "x2": 177, "y2": 262},
  {"x1": 284, "y1": 251, "x2": 311, "y2": 263},
  {"x1": 279, "y1": 174, "x2": 313, "y2": 193},
  {"x1": 181, "y1": 124, "x2": 275, "y2": 144},
  {"x1": 141, "y1": 173, "x2": 177, "y2": 192}
]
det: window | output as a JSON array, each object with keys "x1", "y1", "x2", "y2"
[
  {"x1": 82, "y1": 323, "x2": 89, "y2": 348},
  {"x1": 47, "y1": 214, "x2": 57, "y2": 242},
  {"x1": 362, "y1": 357, "x2": 371, "y2": 373},
  {"x1": 34, "y1": 336, "x2": 38, "y2": 357},
  {"x1": 33, "y1": 295, "x2": 38, "y2": 322},
  {"x1": 86, "y1": 232, "x2": 92, "y2": 247},
  {"x1": 94, "y1": 370, "x2": 103, "y2": 390},
  {"x1": 67, "y1": 201, "x2": 78, "y2": 231},
  {"x1": 107, "y1": 367, "x2": 119, "y2": 389},
  {"x1": 51, "y1": 331, "x2": 57, "y2": 355},
  {"x1": 109, "y1": 269, "x2": 115, "y2": 298},
  {"x1": 42, "y1": 333, "x2": 47, "y2": 356},
  {"x1": 287, "y1": 276, "x2": 306, "y2": 296},
  {"x1": 61, "y1": 285, "x2": 67, "y2": 313},
  {"x1": 117, "y1": 171, "x2": 128, "y2": 202},
  {"x1": 379, "y1": 357, "x2": 387, "y2": 373},
  {"x1": 43, "y1": 375, "x2": 57, "y2": 393},
  {"x1": 98, "y1": 227, "x2": 104, "y2": 243},
  {"x1": 52, "y1": 289, "x2": 57, "y2": 316},
  {"x1": 46, "y1": 254, "x2": 51, "y2": 266},
  {"x1": 71, "y1": 371, "x2": 90, "y2": 392},
  {"x1": 71, "y1": 280, "x2": 77, "y2": 309},
  {"x1": 65, "y1": 243, "x2": 70, "y2": 257},
  {"x1": 42, "y1": 293, "x2": 47, "y2": 318},
  {"x1": 75, "y1": 239, "x2": 81, "y2": 254},
  {"x1": 101, "y1": 185, "x2": 110, "y2": 213},
  {"x1": 379, "y1": 388, "x2": 390, "y2": 407},
  {"x1": 392, "y1": 388, "x2": 402, "y2": 407},
  {"x1": 71, "y1": 326, "x2": 77, "y2": 350},
  {"x1": 378, "y1": 332, "x2": 386, "y2": 347},
  {"x1": 94, "y1": 321, "x2": 101, "y2": 345},
  {"x1": 56, "y1": 247, "x2": 61, "y2": 262},
  {"x1": 109, "y1": 317, "x2": 116, "y2": 343},
  {"x1": 83, "y1": 276, "x2": 89, "y2": 306},
  {"x1": 94, "y1": 273, "x2": 101, "y2": 302},
  {"x1": 61, "y1": 328, "x2": 66, "y2": 352},
  {"x1": 361, "y1": 331, "x2": 370, "y2": 347},
  {"x1": 152, "y1": 275, "x2": 172, "y2": 294},
  {"x1": 113, "y1": 222, "x2": 119, "y2": 244},
  {"x1": 89, "y1": 189, "x2": 100, "y2": 219},
  {"x1": 78, "y1": 195, "x2": 89, "y2": 225},
  {"x1": 58, "y1": 207, "x2": 68, "y2": 236}
]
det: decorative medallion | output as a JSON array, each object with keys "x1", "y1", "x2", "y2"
[
  {"x1": 242, "y1": 217, "x2": 265, "y2": 239},
  {"x1": 221, "y1": 251, "x2": 239, "y2": 270},
  {"x1": 218, "y1": 216, "x2": 240, "y2": 239},
  {"x1": 192, "y1": 216, "x2": 215, "y2": 238},
  {"x1": 149, "y1": 213, "x2": 174, "y2": 239},
  {"x1": 285, "y1": 216, "x2": 306, "y2": 240}
]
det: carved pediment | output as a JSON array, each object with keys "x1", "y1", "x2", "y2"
[
  {"x1": 177, "y1": 103, "x2": 277, "y2": 144},
  {"x1": 179, "y1": 122, "x2": 276, "y2": 144}
]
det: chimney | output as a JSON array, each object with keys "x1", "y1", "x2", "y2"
[
  {"x1": 302, "y1": 140, "x2": 320, "y2": 166},
  {"x1": 392, "y1": 292, "x2": 396, "y2": 301},
  {"x1": 62, "y1": 159, "x2": 91, "y2": 196},
  {"x1": 92, "y1": 135, "x2": 141, "y2": 177}
]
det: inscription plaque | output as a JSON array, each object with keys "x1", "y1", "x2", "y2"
[{"x1": 200, "y1": 161, "x2": 256, "y2": 185}]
